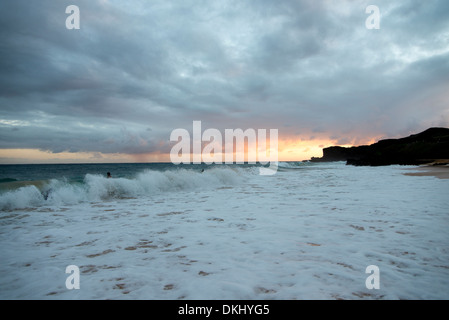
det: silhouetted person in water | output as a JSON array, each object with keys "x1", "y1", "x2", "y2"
[
  {"x1": 42, "y1": 189, "x2": 52, "y2": 200},
  {"x1": 107, "y1": 172, "x2": 111, "y2": 178}
]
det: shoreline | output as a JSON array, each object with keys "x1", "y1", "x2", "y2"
[{"x1": 404, "y1": 164, "x2": 449, "y2": 179}]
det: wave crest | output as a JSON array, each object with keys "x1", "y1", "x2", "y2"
[{"x1": 0, "y1": 166, "x2": 253, "y2": 210}]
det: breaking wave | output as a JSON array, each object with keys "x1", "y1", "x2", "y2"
[
  {"x1": 277, "y1": 161, "x2": 314, "y2": 171},
  {"x1": 0, "y1": 166, "x2": 256, "y2": 210}
]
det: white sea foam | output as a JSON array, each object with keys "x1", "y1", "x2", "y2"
[
  {"x1": 0, "y1": 185, "x2": 44, "y2": 210},
  {"x1": 0, "y1": 163, "x2": 448, "y2": 299}
]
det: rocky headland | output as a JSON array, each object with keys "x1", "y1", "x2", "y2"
[{"x1": 310, "y1": 127, "x2": 449, "y2": 166}]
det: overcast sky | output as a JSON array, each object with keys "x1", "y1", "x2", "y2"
[{"x1": 1, "y1": 0, "x2": 448, "y2": 163}]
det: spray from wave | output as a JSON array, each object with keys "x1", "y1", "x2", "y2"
[{"x1": 0, "y1": 166, "x2": 257, "y2": 210}]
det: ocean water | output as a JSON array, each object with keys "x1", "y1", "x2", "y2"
[{"x1": 0, "y1": 161, "x2": 448, "y2": 299}]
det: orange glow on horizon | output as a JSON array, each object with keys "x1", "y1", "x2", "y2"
[{"x1": 0, "y1": 136, "x2": 381, "y2": 164}]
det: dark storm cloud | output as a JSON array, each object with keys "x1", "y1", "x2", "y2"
[{"x1": 0, "y1": 0, "x2": 448, "y2": 157}]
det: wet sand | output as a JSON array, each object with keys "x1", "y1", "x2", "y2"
[{"x1": 404, "y1": 165, "x2": 449, "y2": 179}]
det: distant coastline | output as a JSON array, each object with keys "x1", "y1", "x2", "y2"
[{"x1": 310, "y1": 127, "x2": 449, "y2": 166}]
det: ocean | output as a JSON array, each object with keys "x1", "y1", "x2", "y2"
[{"x1": 0, "y1": 161, "x2": 448, "y2": 299}]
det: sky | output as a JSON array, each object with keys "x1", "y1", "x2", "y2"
[{"x1": 1, "y1": 0, "x2": 448, "y2": 164}]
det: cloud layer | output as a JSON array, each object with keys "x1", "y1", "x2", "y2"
[{"x1": 1, "y1": 0, "x2": 448, "y2": 160}]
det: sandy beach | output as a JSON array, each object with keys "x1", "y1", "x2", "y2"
[{"x1": 404, "y1": 164, "x2": 449, "y2": 179}]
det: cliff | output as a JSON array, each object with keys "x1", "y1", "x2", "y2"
[{"x1": 310, "y1": 127, "x2": 449, "y2": 166}]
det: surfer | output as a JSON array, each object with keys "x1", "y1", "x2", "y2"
[{"x1": 107, "y1": 172, "x2": 111, "y2": 178}]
